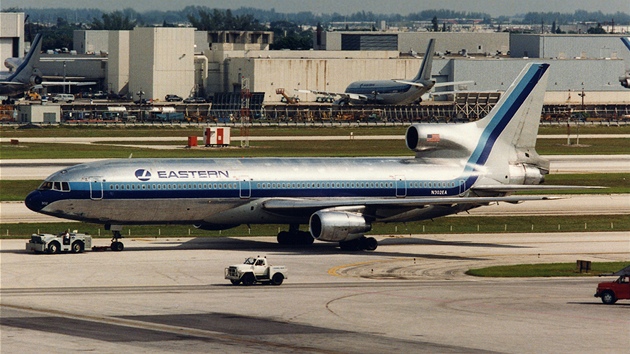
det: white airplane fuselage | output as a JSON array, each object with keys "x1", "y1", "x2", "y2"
[
  {"x1": 344, "y1": 79, "x2": 434, "y2": 105},
  {"x1": 25, "y1": 156, "x2": 473, "y2": 227}
]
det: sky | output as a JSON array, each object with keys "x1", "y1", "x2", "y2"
[{"x1": 1, "y1": 0, "x2": 629, "y2": 17}]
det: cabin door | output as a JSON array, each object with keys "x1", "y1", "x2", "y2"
[
  {"x1": 239, "y1": 178, "x2": 251, "y2": 199},
  {"x1": 90, "y1": 177, "x2": 103, "y2": 200}
]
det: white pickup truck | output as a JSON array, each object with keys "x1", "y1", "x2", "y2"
[
  {"x1": 26, "y1": 232, "x2": 92, "y2": 254},
  {"x1": 225, "y1": 257, "x2": 287, "y2": 286}
]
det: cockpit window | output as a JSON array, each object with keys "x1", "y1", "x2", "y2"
[{"x1": 39, "y1": 181, "x2": 70, "y2": 192}]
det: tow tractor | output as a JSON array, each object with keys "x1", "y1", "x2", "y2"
[
  {"x1": 26, "y1": 231, "x2": 92, "y2": 253},
  {"x1": 595, "y1": 265, "x2": 630, "y2": 304},
  {"x1": 225, "y1": 256, "x2": 287, "y2": 285}
]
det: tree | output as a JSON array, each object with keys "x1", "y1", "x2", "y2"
[
  {"x1": 187, "y1": 8, "x2": 264, "y2": 31},
  {"x1": 89, "y1": 10, "x2": 138, "y2": 30}
]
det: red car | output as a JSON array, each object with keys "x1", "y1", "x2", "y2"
[{"x1": 595, "y1": 265, "x2": 630, "y2": 304}]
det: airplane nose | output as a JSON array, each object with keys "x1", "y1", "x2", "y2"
[{"x1": 24, "y1": 190, "x2": 44, "y2": 212}]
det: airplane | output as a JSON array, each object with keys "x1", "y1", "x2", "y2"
[
  {"x1": 1, "y1": 34, "x2": 95, "y2": 103},
  {"x1": 296, "y1": 39, "x2": 473, "y2": 105},
  {"x1": 25, "y1": 62, "x2": 587, "y2": 252},
  {"x1": 619, "y1": 37, "x2": 630, "y2": 89}
]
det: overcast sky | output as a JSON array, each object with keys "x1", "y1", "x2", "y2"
[{"x1": 1, "y1": 0, "x2": 629, "y2": 17}]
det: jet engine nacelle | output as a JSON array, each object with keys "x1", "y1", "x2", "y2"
[
  {"x1": 30, "y1": 74, "x2": 43, "y2": 85},
  {"x1": 405, "y1": 123, "x2": 477, "y2": 158},
  {"x1": 508, "y1": 164, "x2": 545, "y2": 185},
  {"x1": 309, "y1": 210, "x2": 371, "y2": 242}
]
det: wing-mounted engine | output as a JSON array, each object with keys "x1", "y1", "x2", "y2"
[
  {"x1": 309, "y1": 208, "x2": 371, "y2": 242},
  {"x1": 405, "y1": 123, "x2": 479, "y2": 158}
]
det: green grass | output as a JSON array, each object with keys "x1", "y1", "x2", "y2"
[
  {"x1": 466, "y1": 262, "x2": 629, "y2": 277},
  {"x1": 2, "y1": 137, "x2": 630, "y2": 159},
  {"x1": 1, "y1": 123, "x2": 629, "y2": 139},
  {"x1": 2, "y1": 215, "x2": 628, "y2": 239}
]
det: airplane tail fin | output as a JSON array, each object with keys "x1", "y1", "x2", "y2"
[
  {"x1": 469, "y1": 63, "x2": 550, "y2": 186},
  {"x1": 8, "y1": 34, "x2": 43, "y2": 84},
  {"x1": 412, "y1": 39, "x2": 435, "y2": 82}
]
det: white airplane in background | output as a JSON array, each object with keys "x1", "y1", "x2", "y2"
[
  {"x1": 297, "y1": 39, "x2": 473, "y2": 105},
  {"x1": 26, "y1": 62, "x2": 587, "y2": 252},
  {"x1": 619, "y1": 37, "x2": 630, "y2": 89},
  {"x1": 1, "y1": 34, "x2": 95, "y2": 103}
]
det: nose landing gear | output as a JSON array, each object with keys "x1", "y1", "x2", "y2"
[{"x1": 105, "y1": 224, "x2": 125, "y2": 251}]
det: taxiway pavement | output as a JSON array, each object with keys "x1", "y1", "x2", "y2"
[{"x1": 1, "y1": 232, "x2": 628, "y2": 353}]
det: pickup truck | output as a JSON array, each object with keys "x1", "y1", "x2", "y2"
[
  {"x1": 225, "y1": 257, "x2": 287, "y2": 286},
  {"x1": 26, "y1": 232, "x2": 92, "y2": 254},
  {"x1": 594, "y1": 265, "x2": 630, "y2": 304}
]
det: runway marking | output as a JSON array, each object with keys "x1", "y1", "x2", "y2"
[{"x1": 327, "y1": 258, "x2": 409, "y2": 277}]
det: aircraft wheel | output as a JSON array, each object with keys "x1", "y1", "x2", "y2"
[
  {"x1": 241, "y1": 273, "x2": 255, "y2": 286},
  {"x1": 71, "y1": 241, "x2": 84, "y2": 253},
  {"x1": 601, "y1": 291, "x2": 617, "y2": 304},
  {"x1": 277, "y1": 231, "x2": 290, "y2": 245},
  {"x1": 47, "y1": 241, "x2": 60, "y2": 254},
  {"x1": 111, "y1": 241, "x2": 124, "y2": 252},
  {"x1": 339, "y1": 239, "x2": 361, "y2": 251},
  {"x1": 362, "y1": 237, "x2": 378, "y2": 251},
  {"x1": 271, "y1": 273, "x2": 284, "y2": 286}
]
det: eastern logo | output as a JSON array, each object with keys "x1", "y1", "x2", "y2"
[{"x1": 134, "y1": 169, "x2": 152, "y2": 181}]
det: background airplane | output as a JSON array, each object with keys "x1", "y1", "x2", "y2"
[
  {"x1": 619, "y1": 37, "x2": 630, "y2": 89},
  {"x1": 1, "y1": 34, "x2": 95, "y2": 103},
  {"x1": 0, "y1": 34, "x2": 44, "y2": 102},
  {"x1": 297, "y1": 38, "x2": 473, "y2": 105},
  {"x1": 26, "y1": 63, "x2": 591, "y2": 252}
]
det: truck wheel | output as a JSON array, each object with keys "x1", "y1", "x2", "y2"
[
  {"x1": 241, "y1": 273, "x2": 255, "y2": 286},
  {"x1": 71, "y1": 241, "x2": 84, "y2": 253},
  {"x1": 230, "y1": 279, "x2": 240, "y2": 285},
  {"x1": 601, "y1": 291, "x2": 617, "y2": 304},
  {"x1": 47, "y1": 241, "x2": 60, "y2": 254},
  {"x1": 271, "y1": 273, "x2": 284, "y2": 285}
]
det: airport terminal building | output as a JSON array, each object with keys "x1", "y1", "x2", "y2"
[
  {"x1": 2, "y1": 13, "x2": 629, "y2": 106},
  {"x1": 78, "y1": 29, "x2": 630, "y2": 105}
]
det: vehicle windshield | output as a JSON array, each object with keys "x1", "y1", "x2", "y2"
[{"x1": 244, "y1": 257, "x2": 256, "y2": 265}]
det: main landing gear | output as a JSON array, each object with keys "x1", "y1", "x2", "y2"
[
  {"x1": 276, "y1": 224, "x2": 314, "y2": 246},
  {"x1": 105, "y1": 224, "x2": 125, "y2": 251},
  {"x1": 339, "y1": 236, "x2": 378, "y2": 251}
]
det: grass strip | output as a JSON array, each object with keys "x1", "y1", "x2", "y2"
[
  {"x1": 1, "y1": 215, "x2": 628, "y2": 239},
  {"x1": 466, "y1": 262, "x2": 629, "y2": 277}
]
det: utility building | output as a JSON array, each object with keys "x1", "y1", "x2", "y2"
[{"x1": 128, "y1": 27, "x2": 195, "y2": 101}]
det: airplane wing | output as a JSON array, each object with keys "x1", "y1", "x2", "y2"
[
  {"x1": 295, "y1": 89, "x2": 368, "y2": 102},
  {"x1": 433, "y1": 80, "x2": 475, "y2": 88},
  {"x1": 40, "y1": 81, "x2": 97, "y2": 86},
  {"x1": 262, "y1": 195, "x2": 561, "y2": 211},
  {"x1": 392, "y1": 80, "x2": 427, "y2": 88}
]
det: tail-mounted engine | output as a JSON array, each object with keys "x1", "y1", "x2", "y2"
[
  {"x1": 405, "y1": 123, "x2": 477, "y2": 158},
  {"x1": 309, "y1": 209, "x2": 371, "y2": 242},
  {"x1": 508, "y1": 164, "x2": 545, "y2": 185},
  {"x1": 30, "y1": 74, "x2": 43, "y2": 85}
]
